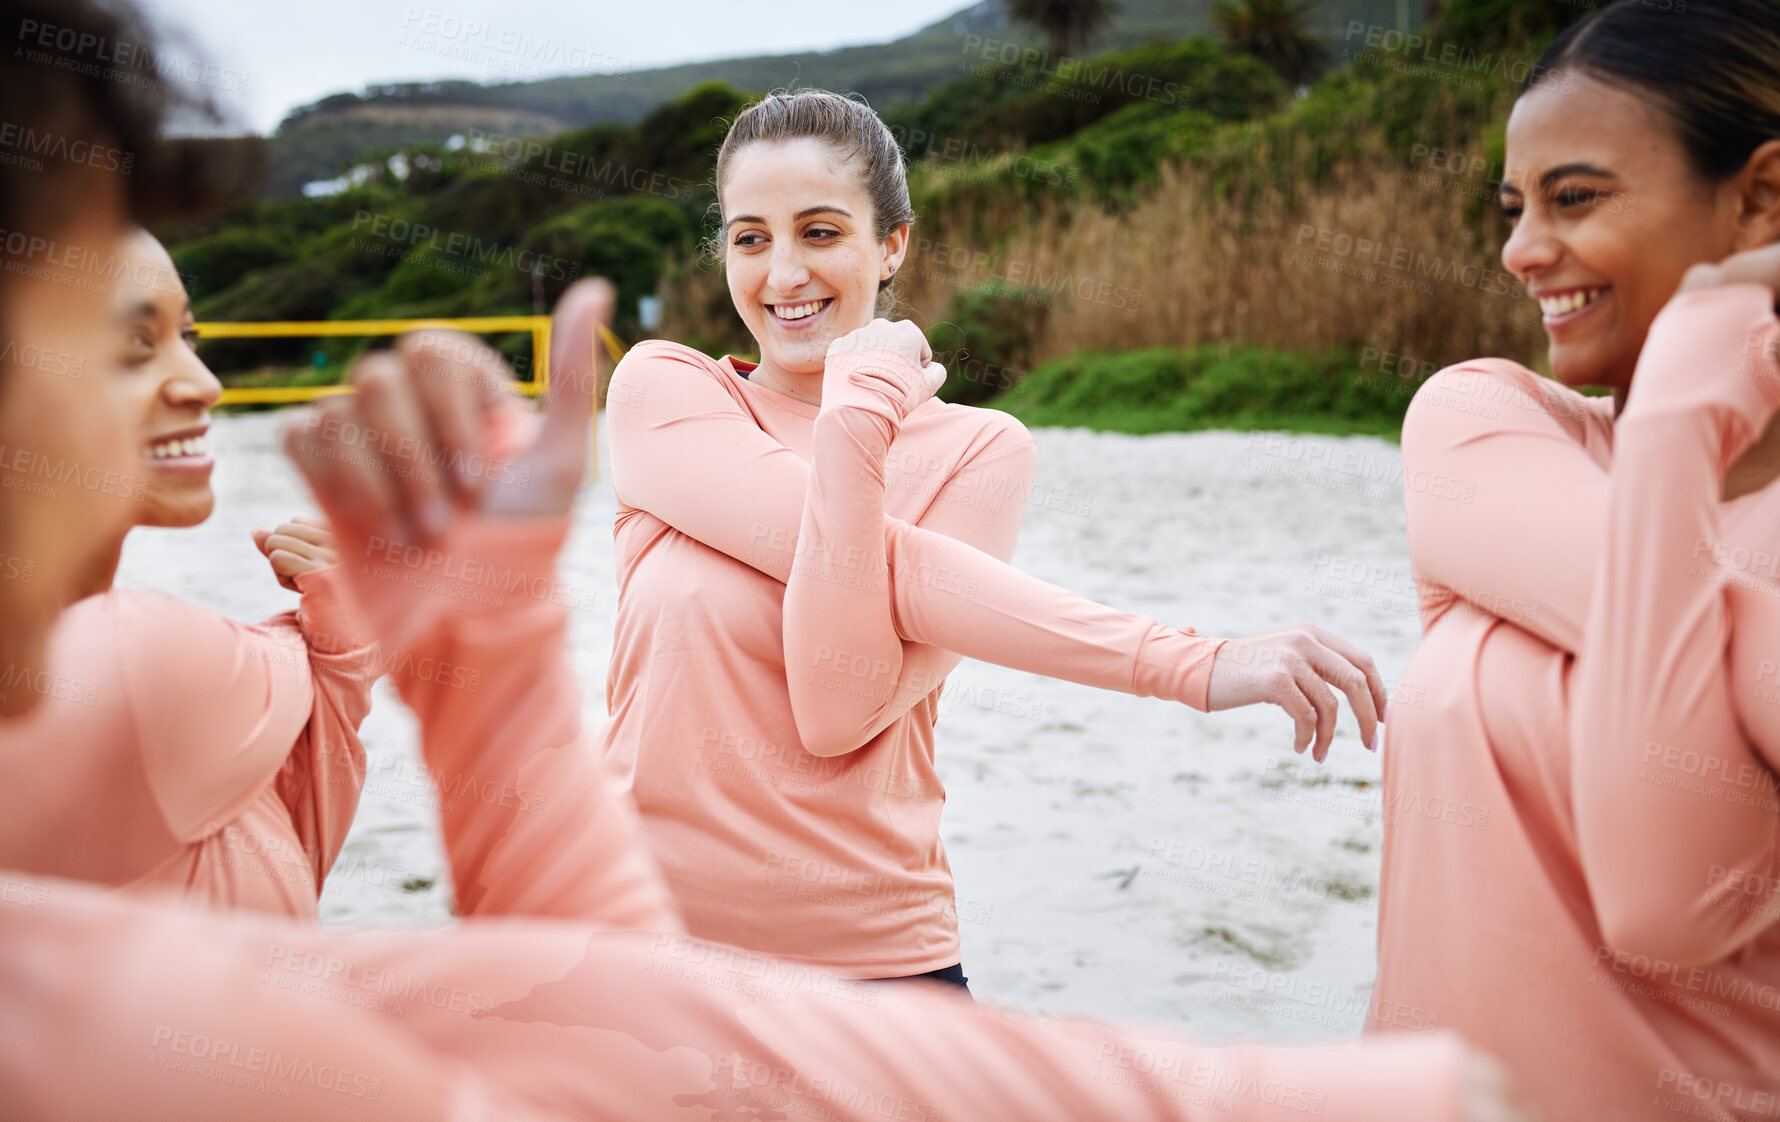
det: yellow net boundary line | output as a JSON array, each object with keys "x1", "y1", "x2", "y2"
[
  {"x1": 193, "y1": 316, "x2": 626, "y2": 478},
  {"x1": 193, "y1": 316, "x2": 626, "y2": 404}
]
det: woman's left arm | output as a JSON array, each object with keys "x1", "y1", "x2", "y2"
[
  {"x1": 782, "y1": 344, "x2": 1037, "y2": 754},
  {"x1": 1571, "y1": 276, "x2": 1780, "y2": 965}
]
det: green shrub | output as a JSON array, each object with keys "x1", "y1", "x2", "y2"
[
  {"x1": 997, "y1": 344, "x2": 1420, "y2": 437},
  {"x1": 931, "y1": 282, "x2": 1051, "y2": 405}
]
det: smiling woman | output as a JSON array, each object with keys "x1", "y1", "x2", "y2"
[
  {"x1": 600, "y1": 87, "x2": 1399, "y2": 991},
  {"x1": 1369, "y1": 1, "x2": 1780, "y2": 1117},
  {"x1": 0, "y1": 224, "x2": 387, "y2": 918}
]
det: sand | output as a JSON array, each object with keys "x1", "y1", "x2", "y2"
[{"x1": 115, "y1": 410, "x2": 1420, "y2": 1043}]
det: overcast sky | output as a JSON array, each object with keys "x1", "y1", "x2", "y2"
[{"x1": 145, "y1": 0, "x2": 980, "y2": 134}]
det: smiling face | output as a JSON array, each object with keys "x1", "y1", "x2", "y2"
[
  {"x1": 721, "y1": 138, "x2": 909, "y2": 378},
  {"x1": 1500, "y1": 73, "x2": 1747, "y2": 390},
  {"x1": 114, "y1": 228, "x2": 223, "y2": 527}
]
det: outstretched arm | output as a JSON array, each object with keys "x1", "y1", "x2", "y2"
[
  {"x1": 612, "y1": 341, "x2": 1382, "y2": 760},
  {"x1": 0, "y1": 872, "x2": 1506, "y2": 1122},
  {"x1": 605, "y1": 342, "x2": 1222, "y2": 726},
  {"x1": 1571, "y1": 280, "x2": 1780, "y2": 965}
]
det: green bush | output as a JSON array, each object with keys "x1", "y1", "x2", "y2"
[
  {"x1": 170, "y1": 227, "x2": 298, "y2": 297},
  {"x1": 931, "y1": 282, "x2": 1051, "y2": 406},
  {"x1": 997, "y1": 345, "x2": 1419, "y2": 437}
]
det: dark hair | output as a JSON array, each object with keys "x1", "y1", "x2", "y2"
[
  {"x1": 1526, "y1": 0, "x2": 1780, "y2": 180},
  {"x1": 0, "y1": 0, "x2": 264, "y2": 241},
  {"x1": 713, "y1": 88, "x2": 913, "y2": 311}
]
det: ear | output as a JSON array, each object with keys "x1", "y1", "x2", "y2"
[
  {"x1": 880, "y1": 223, "x2": 911, "y2": 281},
  {"x1": 1732, "y1": 138, "x2": 1780, "y2": 250}
]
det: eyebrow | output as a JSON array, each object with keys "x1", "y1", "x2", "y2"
[
  {"x1": 1499, "y1": 163, "x2": 1618, "y2": 195},
  {"x1": 725, "y1": 205, "x2": 853, "y2": 229}
]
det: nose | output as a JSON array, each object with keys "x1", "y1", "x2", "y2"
[
  {"x1": 162, "y1": 345, "x2": 223, "y2": 412},
  {"x1": 1500, "y1": 203, "x2": 1562, "y2": 285},
  {"x1": 765, "y1": 241, "x2": 811, "y2": 298}
]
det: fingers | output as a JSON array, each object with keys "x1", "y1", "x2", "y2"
[
  {"x1": 1297, "y1": 625, "x2": 1385, "y2": 751},
  {"x1": 537, "y1": 277, "x2": 611, "y2": 465},
  {"x1": 354, "y1": 351, "x2": 452, "y2": 541},
  {"x1": 283, "y1": 395, "x2": 401, "y2": 548},
  {"x1": 267, "y1": 518, "x2": 332, "y2": 549},
  {"x1": 1274, "y1": 670, "x2": 1317, "y2": 757},
  {"x1": 1286, "y1": 654, "x2": 1340, "y2": 762},
  {"x1": 266, "y1": 547, "x2": 329, "y2": 579},
  {"x1": 261, "y1": 532, "x2": 337, "y2": 568},
  {"x1": 399, "y1": 330, "x2": 511, "y2": 504},
  {"x1": 923, "y1": 361, "x2": 947, "y2": 397}
]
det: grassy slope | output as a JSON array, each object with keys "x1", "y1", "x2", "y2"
[{"x1": 267, "y1": 0, "x2": 1426, "y2": 195}]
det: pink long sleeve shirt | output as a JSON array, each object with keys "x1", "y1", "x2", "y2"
[
  {"x1": 1370, "y1": 285, "x2": 1780, "y2": 1121},
  {"x1": 1, "y1": 509, "x2": 1472, "y2": 1122},
  {"x1": 601, "y1": 341, "x2": 1224, "y2": 975},
  {"x1": 0, "y1": 565, "x2": 379, "y2": 917}
]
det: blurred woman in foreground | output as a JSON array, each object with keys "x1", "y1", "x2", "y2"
[
  {"x1": 0, "y1": 226, "x2": 383, "y2": 916},
  {"x1": 0, "y1": 0, "x2": 1523, "y2": 1118}
]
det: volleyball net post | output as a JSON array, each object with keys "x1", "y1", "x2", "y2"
[{"x1": 192, "y1": 315, "x2": 626, "y2": 479}]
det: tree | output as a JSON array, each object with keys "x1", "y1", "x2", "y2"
[
  {"x1": 1002, "y1": 0, "x2": 1120, "y2": 61},
  {"x1": 1211, "y1": 0, "x2": 1330, "y2": 90}
]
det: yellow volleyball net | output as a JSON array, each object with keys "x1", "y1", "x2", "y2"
[{"x1": 193, "y1": 315, "x2": 628, "y2": 475}]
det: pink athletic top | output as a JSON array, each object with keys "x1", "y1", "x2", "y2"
[
  {"x1": 0, "y1": 565, "x2": 378, "y2": 917},
  {"x1": 601, "y1": 341, "x2": 1225, "y2": 975},
  {"x1": 1370, "y1": 285, "x2": 1780, "y2": 1120},
  {"x1": 0, "y1": 509, "x2": 1472, "y2": 1122}
]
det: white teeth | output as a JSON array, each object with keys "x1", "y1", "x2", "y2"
[
  {"x1": 1539, "y1": 287, "x2": 1604, "y2": 317},
  {"x1": 148, "y1": 434, "x2": 209, "y2": 459},
  {"x1": 772, "y1": 299, "x2": 829, "y2": 321}
]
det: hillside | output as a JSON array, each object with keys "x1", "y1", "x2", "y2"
[{"x1": 266, "y1": 0, "x2": 1427, "y2": 195}]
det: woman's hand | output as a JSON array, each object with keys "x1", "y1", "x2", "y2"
[
  {"x1": 827, "y1": 318, "x2": 947, "y2": 398},
  {"x1": 1676, "y1": 244, "x2": 1780, "y2": 500},
  {"x1": 1204, "y1": 624, "x2": 1389, "y2": 762},
  {"x1": 251, "y1": 515, "x2": 338, "y2": 592},
  {"x1": 282, "y1": 278, "x2": 612, "y2": 544},
  {"x1": 1677, "y1": 241, "x2": 1780, "y2": 301}
]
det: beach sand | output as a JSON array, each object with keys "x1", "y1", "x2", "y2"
[{"x1": 115, "y1": 410, "x2": 1420, "y2": 1043}]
